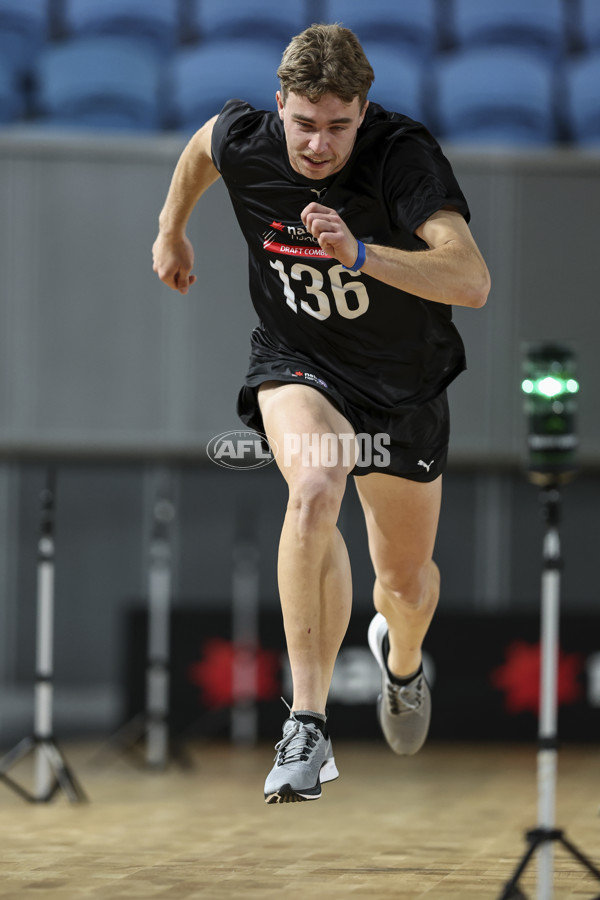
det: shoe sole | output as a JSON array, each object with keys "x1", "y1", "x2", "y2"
[
  {"x1": 368, "y1": 614, "x2": 389, "y2": 737},
  {"x1": 368, "y1": 612, "x2": 431, "y2": 756},
  {"x1": 264, "y1": 757, "x2": 339, "y2": 804},
  {"x1": 368, "y1": 612, "x2": 388, "y2": 673}
]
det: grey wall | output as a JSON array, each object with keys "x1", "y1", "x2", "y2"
[
  {"x1": 0, "y1": 132, "x2": 256, "y2": 454},
  {"x1": 0, "y1": 133, "x2": 599, "y2": 460},
  {"x1": 0, "y1": 132, "x2": 599, "y2": 742},
  {"x1": 449, "y1": 151, "x2": 600, "y2": 464}
]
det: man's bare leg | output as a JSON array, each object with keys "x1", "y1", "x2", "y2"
[
  {"x1": 258, "y1": 381, "x2": 356, "y2": 714},
  {"x1": 355, "y1": 471, "x2": 442, "y2": 676},
  {"x1": 355, "y1": 472, "x2": 442, "y2": 755}
]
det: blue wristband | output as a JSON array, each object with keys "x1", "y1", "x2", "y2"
[{"x1": 343, "y1": 240, "x2": 366, "y2": 272}]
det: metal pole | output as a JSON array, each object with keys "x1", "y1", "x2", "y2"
[
  {"x1": 0, "y1": 468, "x2": 84, "y2": 803},
  {"x1": 230, "y1": 506, "x2": 260, "y2": 746},
  {"x1": 145, "y1": 495, "x2": 174, "y2": 768},
  {"x1": 498, "y1": 484, "x2": 600, "y2": 899},
  {"x1": 34, "y1": 479, "x2": 56, "y2": 799},
  {"x1": 536, "y1": 518, "x2": 560, "y2": 900}
]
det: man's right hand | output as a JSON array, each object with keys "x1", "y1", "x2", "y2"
[{"x1": 152, "y1": 232, "x2": 197, "y2": 295}]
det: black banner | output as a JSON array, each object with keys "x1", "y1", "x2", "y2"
[{"x1": 124, "y1": 607, "x2": 600, "y2": 743}]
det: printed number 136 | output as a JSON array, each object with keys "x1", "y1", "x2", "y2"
[{"x1": 270, "y1": 259, "x2": 370, "y2": 321}]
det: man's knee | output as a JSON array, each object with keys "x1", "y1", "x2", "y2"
[
  {"x1": 377, "y1": 561, "x2": 440, "y2": 612},
  {"x1": 286, "y1": 469, "x2": 346, "y2": 536}
]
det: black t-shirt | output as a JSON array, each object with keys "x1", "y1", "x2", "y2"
[{"x1": 211, "y1": 99, "x2": 471, "y2": 410}]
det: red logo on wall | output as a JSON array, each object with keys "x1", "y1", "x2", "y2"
[
  {"x1": 491, "y1": 640, "x2": 584, "y2": 714},
  {"x1": 187, "y1": 638, "x2": 280, "y2": 709}
]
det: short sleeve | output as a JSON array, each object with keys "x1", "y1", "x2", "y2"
[
  {"x1": 211, "y1": 99, "x2": 255, "y2": 175},
  {"x1": 385, "y1": 124, "x2": 470, "y2": 234}
]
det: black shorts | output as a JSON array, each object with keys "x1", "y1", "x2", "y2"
[{"x1": 237, "y1": 347, "x2": 450, "y2": 483}]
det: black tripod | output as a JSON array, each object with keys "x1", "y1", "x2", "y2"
[
  {"x1": 498, "y1": 482, "x2": 600, "y2": 900},
  {"x1": 0, "y1": 469, "x2": 87, "y2": 803},
  {"x1": 92, "y1": 468, "x2": 193, "y2": 770}
]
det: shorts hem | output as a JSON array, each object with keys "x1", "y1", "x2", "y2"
[{"x1": 237, "y1": 359, "x2": 451, "y2": 482}]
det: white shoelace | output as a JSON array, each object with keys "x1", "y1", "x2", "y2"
[
  {"x1": 274, "y1": 718, "x2": 319, "y2": 764},
  {"x1": 387, "y1": 676, "x2": 425, "y2": 715}
]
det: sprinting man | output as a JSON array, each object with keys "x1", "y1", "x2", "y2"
[{"x1": 152, "y1": 24, "x2": 490, "y2": 804}]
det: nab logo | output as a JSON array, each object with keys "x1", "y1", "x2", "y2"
[{"x1": 206, "y1": 430, "x2": 277, "y2": 470}]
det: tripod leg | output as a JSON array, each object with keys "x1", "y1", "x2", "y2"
[
  {"x1": 0, "y1": 773, "x2": 38, "y2": 803},
  {"x1": 42, "y1": 742, "x2": 88, "y2": 803},
  {"x1": 0, "y1": 736, "x2": 35, "y2": 773},
  {"x1": 499, "y1": 887, "x2": 528, "y2": 900},
  {"x1": 0, "y1": 738, "x2": 39, "y2": 802},
  {"x1": 0, "y1": 737, "x2": 50, "y2": 803},
  {"x1": 498, "y1": 834, "x2": 541, "y2": 900},
  {"x1": 558, "y1": 834, "x2": 600, "y2": 881},
  {"x1": 90, "y1": 712, "x2": 147, "y2": 764}
]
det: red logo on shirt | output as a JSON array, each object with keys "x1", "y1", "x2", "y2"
[
  {"x1": 263, "y1": 237, "x2": 331, "y2": 259},
  {"x1": 262, "y1": 221, "x2": 330, "y2": 259}
]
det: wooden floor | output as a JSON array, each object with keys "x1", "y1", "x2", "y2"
[{"x1": 0, "y1": 741, "x2": 599, "y2": 899}]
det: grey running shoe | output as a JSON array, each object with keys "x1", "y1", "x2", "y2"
[
  {"x1": 368, "y1": 612, "x2": 431, "y2": 756},
  {"x1": 264, "y1": 710, "x2": 339, "y2": 804}
]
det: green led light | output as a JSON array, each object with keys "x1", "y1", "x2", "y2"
[
  {"x1": 522, "y1": 343, "x2": 578, "y2": 479},
  {"x1": 538, "y1": 376, "x2": 563, "y2": 397},
  {"x1": 522, "y1": 376, "x2": 578, "y2": 398}
]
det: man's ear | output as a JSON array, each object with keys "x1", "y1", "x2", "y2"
[
  {"x1": 276, "y1": 90, "x2": 285, "y2": 120},
  {"x1": 359, "y1": 100, "x2": 369, "y2": 126}
]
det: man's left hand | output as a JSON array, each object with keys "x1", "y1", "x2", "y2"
[{"x1": 301, "y1": 202, "x2": 359, "y2": 268}]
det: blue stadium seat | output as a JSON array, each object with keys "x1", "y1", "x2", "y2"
[
  {"x1": 579, "y1": 0, "x2": 600, "y2": 52},
  {"x1": 168, "y1": 40, "x2": 281, "y2": 132},
  {"x1": 33, "y1": 37, "x2": 164, "y2": 131},
  {"x1": 361, "y1": 44, "x2": 426, "y2": 125},
  {"x1": 450, "y1": 0, "x2": 566, "y2": 62},
  {"x1": 62, "y1": 0, "x2": 179, "y2": 56},
  {"x1": 190, "y1": 0, "x2": 306, "y2": 46},
  {"x1": 563, "y1": 51, "x2": 600, "y2": 145},
  {"x1": 0, "y1": 57, "x2": 26, "y2": 123},
  {"x1": 325, "y1": 0, "x2": 438, "y2": 61},
  {"x1": 434, "y1": 47, "x2": 556, "y2": 147},
  {"x1": 0, "y1": 0, "x2": 48, "y2": 75}
]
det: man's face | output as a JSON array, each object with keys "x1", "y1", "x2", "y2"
[{"x1": 277, "y1": 90, "x2": 368, "y2": 180}]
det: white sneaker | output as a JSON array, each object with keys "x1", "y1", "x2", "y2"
[
  {"x1": 368, "y1": 612, "x2": 431, "y2": 755},
  {"x1": 264, "y1": 710, "x2": 339, "y2": 804}
]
